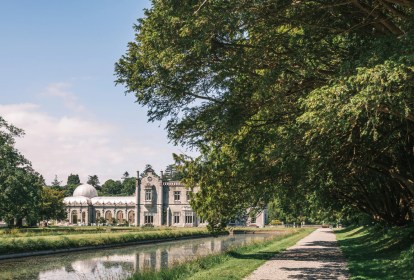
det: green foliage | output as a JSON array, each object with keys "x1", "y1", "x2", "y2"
[
  {"x1": 87, "y1": 174, "x2": 100, "y2": 187},
  {"x1": 50, "y1": 175, "x2": 62, "y2": 188},
  {"x1": 99, "y1": 173, "x2": 137, "y2": 196},
  {"x1": 269, "y1": 219, "x2": 282, "y2": 226},
  {"x1": 40, "y1": 187, "x2": 66, "y2": 222},
  {"x1": 122, "y1": 177, "x2": 136, "y2": 195},
  {"x1": 62, "y1": 184, "x2": 77, "y2": 197},
  {"x1": 63, "y1": 173, "x2": 81, "y2": 197},
  {"x1": 116, "y1": 1, "x2": 414, "y2": 228},
  {"x1": 100, "y1": 179, "x2": 122, "y2": 196},
  {"x1": 0, "y1": 117, "x2": 43, "y2": 227},
  {"x1": 163, "y1": 163, "x2": 183, "y2": 181},
  {"x1": 66, "y1": 174, "x2": 80, "y2": 186}
]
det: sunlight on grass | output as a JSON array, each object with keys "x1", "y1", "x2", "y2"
[{"x1": 336, "y1": 226, "x2": 414, "y2": 280}]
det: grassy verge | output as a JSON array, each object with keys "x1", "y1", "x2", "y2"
[
  {"x1": 130, "y1": 228, "x2": 313, "y2": 280},
  {"x1": 335, "y1": 226, "x2": 414, "y2": 279},
  {"x1": 0, "y1": 226, "x2": 174, "y2": 237},
  {"x1": 0, "y1": 227, "x2": 212, "y2": 255}
]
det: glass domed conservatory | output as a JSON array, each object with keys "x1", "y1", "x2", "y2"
[{"x1": 63, "y1": 167, "x2": 267, "y2": 227}]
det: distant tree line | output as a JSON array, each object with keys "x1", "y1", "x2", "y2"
[
  {"x1": 0, "y1": 116, "x2": 176, "y2": 227},
  {"x1": 0, "y1": 117, "x2": 65, "y2": 226}
]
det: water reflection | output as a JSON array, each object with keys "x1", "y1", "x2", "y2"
[{"x1": 0, "y1": 234, "x2": 276, "y2": 280}]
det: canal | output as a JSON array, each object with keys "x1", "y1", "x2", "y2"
[{"x1": 0, "y1": 233, "x2": 279, "y2": 280}]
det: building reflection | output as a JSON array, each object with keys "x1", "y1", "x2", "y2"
[
  {"x1": 67, "y1": 238, "x2": 226, "y2": 275},
  {"x1": 1, "y1": 234, "x2": 272, "y2": 280}
]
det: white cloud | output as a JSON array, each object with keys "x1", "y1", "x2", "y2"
[
  {"x1": 40, "y1": 82, "x2": 86, "y2": 113},
  {"x1": 0, "y1": 102, "x2": 176, "y2": 185}
]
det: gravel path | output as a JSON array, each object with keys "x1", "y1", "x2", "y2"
[{"x1": 244, "y1": 228, "x2": 349, "y2": 280}]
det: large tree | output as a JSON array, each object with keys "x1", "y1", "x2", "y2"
[
  {"x1": 122, "y1": 177, "x2": 136, "y2": 195},
  {"x1": 0, "y1": 117, "x2": 43, "y2": 227},
  {"x1": 64, "y1": 173, "x2": 81, "y2": 197},
  {"x1": 67, "y1": 174, "x2": 80, "y2": 186},
  {"x1": 116, "y1": 1, "x2": 414, "y2": 228},
  {"x1": 100, "y1": 179, "x2": 123, "y2": 196},
  {"x1": 50, "y1": 175, "x2": 62, "y2": 188},
  {"x1": 40, "y1": 187, "x2": 66, "y2": 222},
  {"x1": 87, "y1": 174, "x2": 100, "y2": 188}
]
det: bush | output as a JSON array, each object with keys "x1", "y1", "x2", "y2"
[
  {"x1": 269, "y1": 219, "x2": 282, "y2": 226},
  {"x1": 142, "y1": 223, "x2": 155, "y2": 229}
]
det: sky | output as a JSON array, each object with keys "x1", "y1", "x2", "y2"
[{"x1": 0, "y1": 0, "x2": 195, "y2": 185}]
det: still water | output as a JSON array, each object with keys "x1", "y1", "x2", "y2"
[{"x1": 0, "y1": 233, "x2": 277, "y2": 280}]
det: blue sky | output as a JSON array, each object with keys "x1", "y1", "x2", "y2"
[{"x1": 0, "y1": 1, "x2": 194, "y2": 184}]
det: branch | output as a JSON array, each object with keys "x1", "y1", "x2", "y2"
[
  {"x1": 370, "y1": 163, "x2": 414, "y2": 195},
  {"x1": 352, "y1": 0, "x2": 404, "y2": 35},
  {"x1": 377, "y1": 105, "x2": 414, "y2": 123},
  {"x1": 378, "y1": 0, "x2": 410, "y2": 19},
  {"x1": 187, "y1": 92, "x2": 224, "y2": 104},
  {"x1": 384, "y1": 0, "x2": 414, "y2": 9},
  {"x1": 194, "y1": 0, "x2": 209, "y2": 14}
]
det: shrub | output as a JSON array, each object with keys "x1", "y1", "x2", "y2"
[{"x1": 269, "y1": 219, "x2": 282, "y2": 226}]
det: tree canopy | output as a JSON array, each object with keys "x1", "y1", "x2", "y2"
[
  {"x1": 99, "y1": 173, "x2": 137, "y2": 196},
  {"x1": 67, "y1": 174, "x2": 80, "y2": 186},
  {"x1": 116, "y1": 0, "x2": 414, "y2": 229},
  {"x1": 40, "y1": 187, "x2": 66, "y2": 222},
  {"x1": 87, "y1": 174, "x2": 100, "y2": 188},
  {"x1": 0, "y1": 117, "x2": 43, "y2": 227}
]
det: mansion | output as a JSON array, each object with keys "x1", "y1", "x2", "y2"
[{"x1": 63, "y1": 166, "x2": 267, "y2": 227}]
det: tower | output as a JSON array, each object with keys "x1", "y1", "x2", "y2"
[{"x1": 135, "y1": 170, "x2": 140, "y2": 226}]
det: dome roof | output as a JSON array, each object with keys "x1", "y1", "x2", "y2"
[{"x1": 73, "y1": 183, "x2": 98, "y2": 198}]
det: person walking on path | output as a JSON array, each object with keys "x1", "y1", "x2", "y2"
[{"x1": 245, "y1": 228, "x2": 349, "y2": 280}]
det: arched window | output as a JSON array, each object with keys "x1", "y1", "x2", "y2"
[
  {"x1": 96, "y1": 210, "x2": 101, "y2": 220},
  {"x1": 117, "y1": 210, "x2": 124, "y2": 223},
  {"x1": 82, "y1": 212, "x2": 86, "y2": 223},
  {"x1": 105, "y1": 211, "x2": 113, "y2": 223},
  {"x1": 128, "y1": 211, "x2": 135, "y2": 224},
  {"x1": 71, "y1": 210, "x2": 78, "y2": 224}
]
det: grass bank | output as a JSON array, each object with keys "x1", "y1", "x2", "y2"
[
  {"x1": 0, "y1": 227, "x2": 212, "y2": 255},
  {"x1": 0, "y1": 226, "x2": 170, "y2": 237},
  {"x1": 336, "y1": 226, "x2": 414, "y2": 279},
  {"x1": 130, "y1": 228, "x2": 313, "y2": 280}
]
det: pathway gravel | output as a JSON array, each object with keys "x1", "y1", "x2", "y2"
[{"x1": 244, "y1": 228, "x2": 349, "y2": 280}]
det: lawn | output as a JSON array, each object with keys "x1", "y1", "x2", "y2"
[{"x1": 335, "y1": 225, "x2": 414, "y2": 280}]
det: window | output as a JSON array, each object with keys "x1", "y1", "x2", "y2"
[
  {"x1": 105, "y1": 211, "x2": 112, "y2": 223},
  {"x1": 185, "y1": 212, "x2": 194, "y2": 224},
  {"x1": 186, "y1": 191, "x2": 191, "y2": 201},
  {"x1": 128, "y1": 211, "x2": 135, "y2": 224},
  {"x1": 145, "y1": 189, "x2": 152, "y2": 201},
  {"x1": 173, "y1": 212, "x2": 180, "y2": 224},
  {"x1": 117, "y1": 211, "x2": 124, "y2": 223},
  {"x1": 199, "y1": 217, "x2": 205, "y2": 224},
  {"x1": 251, "y1": 216, "x2": 256, "y2": 223},
  {"x1": 71, "y1": 210, "x2": 78, "y2": 224},
  {"x1": 174, "y1": 191, "x2": 181, "y2": 201},
  {"x1": 144, "y1": 212, "x2": 154, "y2": 224}
]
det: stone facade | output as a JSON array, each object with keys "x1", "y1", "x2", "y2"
[{"x1": 63, "y1": 167, "x2": 267, "y2": 227}]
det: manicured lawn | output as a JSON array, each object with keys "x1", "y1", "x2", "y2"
[
  {"x1": 130, "y1": 228, "x2": 313, "y2": 280},
  {"x1": 336, "y1": 226, "x2": 414, "y2": 280}
]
